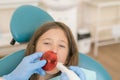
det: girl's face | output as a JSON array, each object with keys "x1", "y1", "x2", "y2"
[{"x1": 36, "y1": 28, "x2": 69, "y2": 74}]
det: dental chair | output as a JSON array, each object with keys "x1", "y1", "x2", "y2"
[{"x1": 0, "y1": 5, "x2": 112, "y2": 80}]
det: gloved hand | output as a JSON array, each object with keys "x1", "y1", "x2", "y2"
[
  {"x1": 60, "y1": 66, "x2": 86, "y2": 80},
  {"x1": 3, "y1": 52, "x2": 46, "y2": 80}
]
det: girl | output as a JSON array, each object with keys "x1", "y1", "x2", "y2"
[{"x1": 25, "y1": 21, "x2": 79, "y2": 80}]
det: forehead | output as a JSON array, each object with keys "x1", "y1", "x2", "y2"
[
  {"x1": 39, "y1": 28, "x2": 68, "y2": 41},
  {"x1": 42, "y1": 28, "x2": 65, "y2": 36}
]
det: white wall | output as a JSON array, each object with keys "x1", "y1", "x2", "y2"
[
  {"x1": 0, "y1": 0, "x2": 40, "y2": 47},
  {"x1": 1, "y1": 0, "x2": 119, "y2": 47}
]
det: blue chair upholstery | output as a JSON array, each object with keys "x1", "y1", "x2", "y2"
[
  {"x1": 79, "y1": 53, "x2": 112, "y2": 80},
  {"x1": 0, "y1": 5, "x2": 112, "y2": 80},
  {"x1": 0, "y1": 50, "x2": 25, "y2": 76},
  {"x1": 10, "y1": 5, "x2": 54, "y2": 44},
  {"x1": 0, "y1": 50, "x2": 112, "y2": 80}
]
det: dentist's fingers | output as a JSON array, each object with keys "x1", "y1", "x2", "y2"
[{"x1": 25, "y1": 52, "x2": 44, "y2": 62}]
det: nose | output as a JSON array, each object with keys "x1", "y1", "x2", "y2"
[{"x1": 50, "y1": 45, "x2": 58, "y2": 53}]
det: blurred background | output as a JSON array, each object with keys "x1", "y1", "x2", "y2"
[{"x1": 0, "y1": 0, "x2": 120, "y2": 80}]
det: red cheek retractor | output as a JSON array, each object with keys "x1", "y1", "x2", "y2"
[
  {"x1": 40, "y1": 51, "x2": 58, "y2": 71},
  {"x1": 40, "y1": 51, "x2": 81, "y2": 80}
]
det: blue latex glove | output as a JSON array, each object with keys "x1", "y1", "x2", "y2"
[
  {"x1": 3, "y1": 52, "x2": 46, "y2": 80},
  {"x1": 60, "y1": 66, "x2": 86, "y2": 80}
]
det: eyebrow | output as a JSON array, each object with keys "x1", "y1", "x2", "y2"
[
  {"x1": 42, "y1": 38, "x2": 52, "y2": 41},
  {"x1": 42, "y1": 38, "x2": 67, "y2": 43},
  {"x1": 42, "y1": 38, "x2": 51, "y2": 40},
  {"x1": 60, "y1": 40, "x2": 68, "y2": 45}
]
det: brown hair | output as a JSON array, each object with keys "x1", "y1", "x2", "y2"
[{"x1": 25, "y1": 21, "x2": 78, "y2": 80}]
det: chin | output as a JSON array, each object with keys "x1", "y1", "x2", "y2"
[{"x1": 46, "y1": 67, "x2": 59, "y2": 75}]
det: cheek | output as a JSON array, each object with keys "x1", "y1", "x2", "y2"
[
  {"x1": 57, "y1": 51, "x2": 68, "y2": 64},
  {"x1": 36, "y1": 44, "x2": 50, "y2": 52}
]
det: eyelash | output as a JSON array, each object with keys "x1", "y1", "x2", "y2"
[
  {"x1": 59, "y1": 45, "x2": 65, "y2": 48},
  {"x1": 43, "y1": 42, "x2": 65, "y2": 48},
  {"x1": 44, "y1": 42, "x2": 50, "y2": 45}
]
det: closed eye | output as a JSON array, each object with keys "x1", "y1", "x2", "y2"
[
  {"x1": 59, "y1": 45, "x2": 65, "y2": 48},
  {"x1": 44, "y1": 42, "x2": 50, "y2": 45}
]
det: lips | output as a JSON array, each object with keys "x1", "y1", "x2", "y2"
[{"x1": 40, "y1": 51, "x2": 58, "y2": 71}]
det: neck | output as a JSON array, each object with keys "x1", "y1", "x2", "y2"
[{"x1": 39, "y1": 74, "x2": 53, "y2": 80}]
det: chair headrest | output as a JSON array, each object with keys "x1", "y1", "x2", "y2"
[{"x1": 10, "y1": 5, "x2": 54, "y2": 45}]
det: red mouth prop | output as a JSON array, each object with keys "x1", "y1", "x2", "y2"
[{"x1": 40, "y1": 51, "x2": 58, "y2": 71}]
